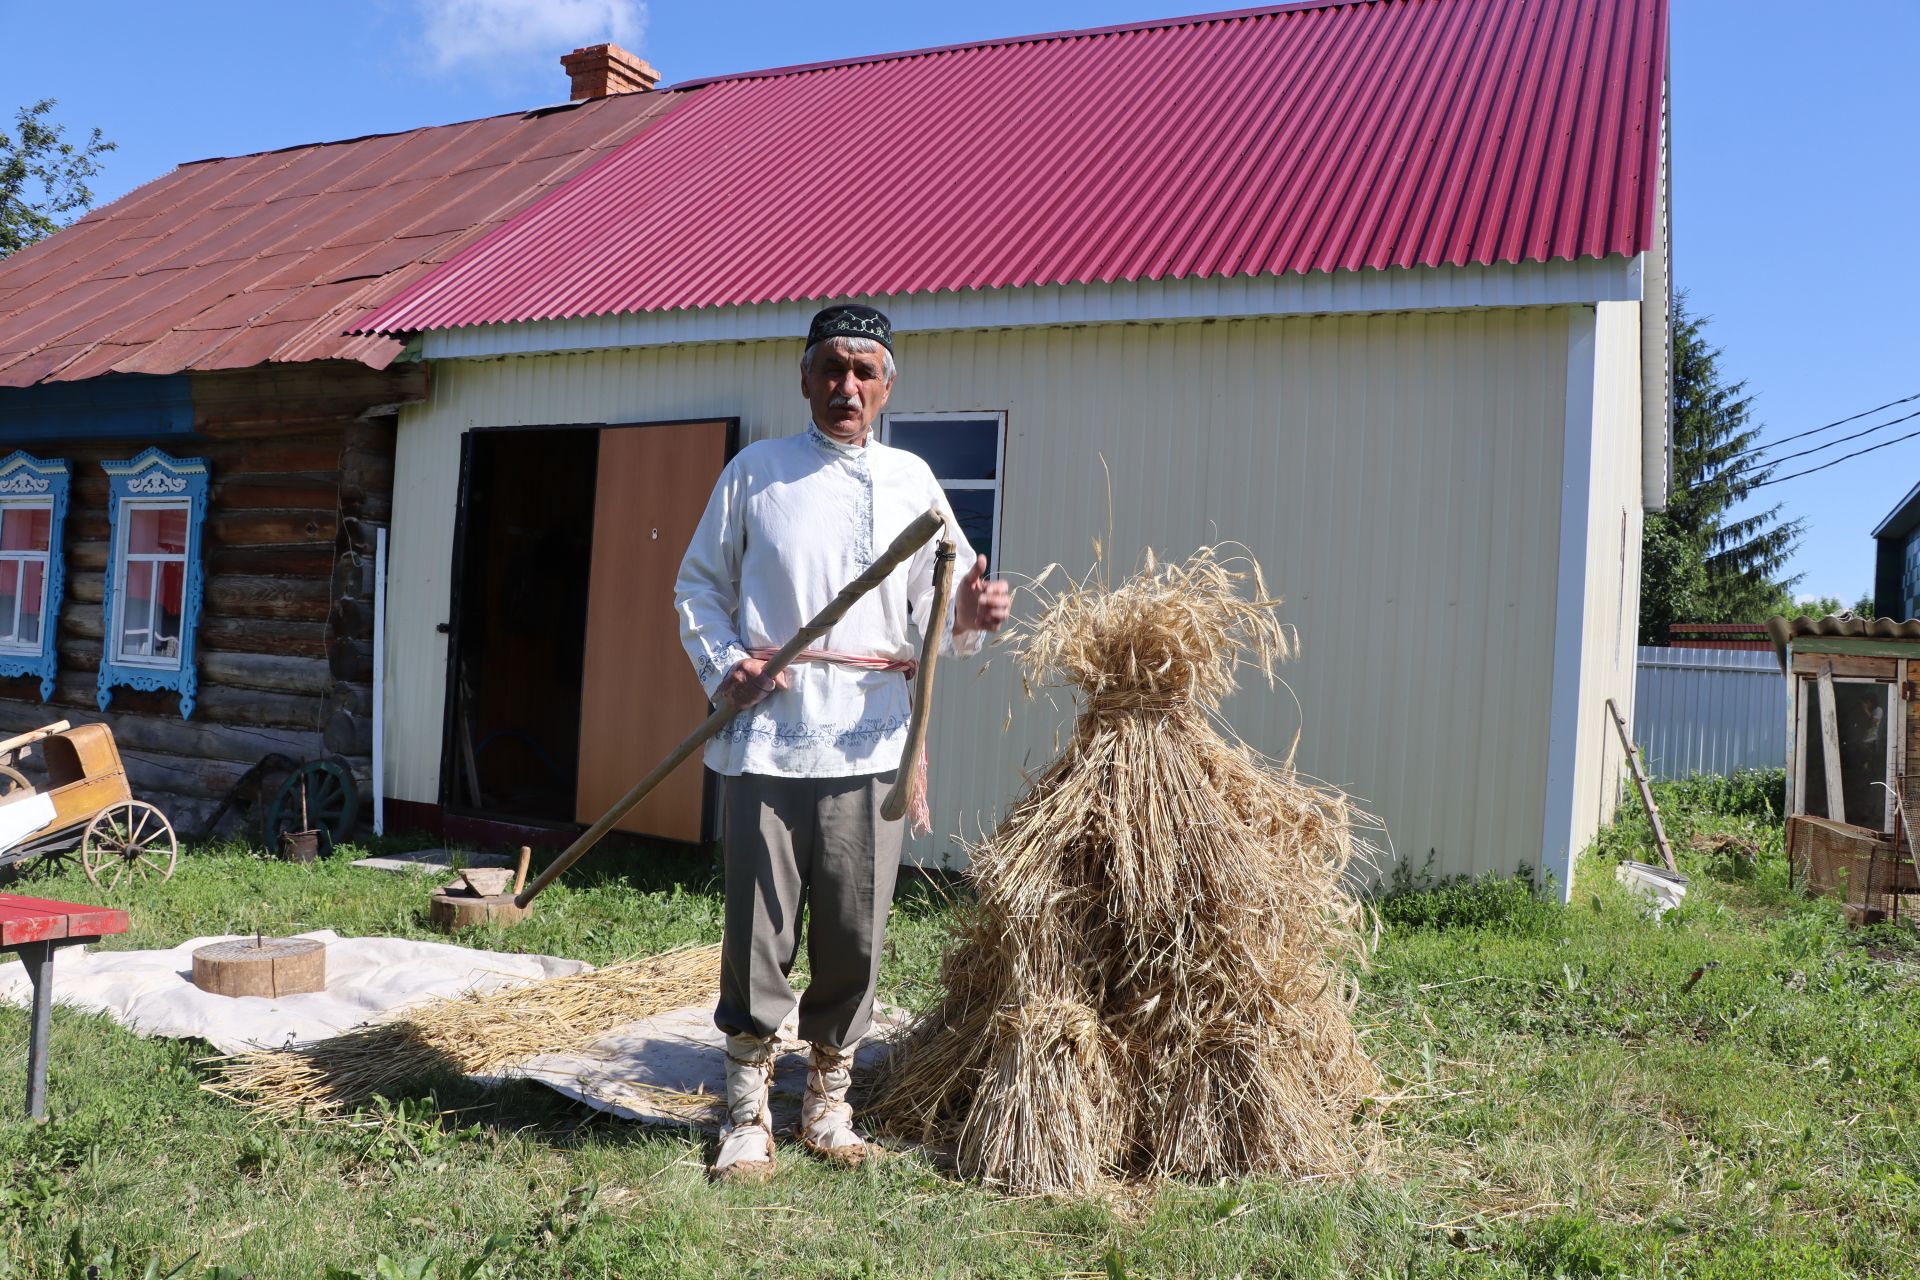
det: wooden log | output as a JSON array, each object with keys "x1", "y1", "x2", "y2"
[
  {"x1": 66, "y1": 510, "x2": 338, "y2": 549},
  {"x1": 208, "y1": 511, "x2": 338, "y2": 550},
  {"x1": 428, "y1": 893, "x2": 530, "y2": 931},
  {"x1": 328, "y1": 638, "x2": 374, "y2": 684},
  {"x1": 200, "y1": 617, "x2": 330, "y2": 658},
  {"x1": 323, "y1": 704, "x2": 372, "y2": 756},
  {"x1": 68, "y1": 540, "x2": 339, "y2": 578},
  {"x1": 202, "y1": 652, "x2": 335, "y2": 696},
  {"x1": 36, "y1": 656, "x2": 322, "y2": 729},
  {"x1": 192, "y1": 937, "x2": 326, "y2": 997},
  {"x1": 205, "y1": 575, "x2": 333, "y2": 622},
  {"x1": 97, "y1": 712, "x2": 326, "y2": 765}
]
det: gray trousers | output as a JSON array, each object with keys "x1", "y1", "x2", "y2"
[{"x1": 715, "y1": 770, "x2": 904, "y2": 1047}]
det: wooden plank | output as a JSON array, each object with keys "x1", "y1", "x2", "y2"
[
  {"x1": 1817, "y1": 661, "x2": 1846, "y2": 825},
  {"x1": 0, "y1": 912, "x2": 68, "y2": 946},
  {"x1": 1791, "y1": 652, "x2": 1895, "y2": 679},
  {"x1": 574, "y1": 421, "x2": 730, "y2": 843}
]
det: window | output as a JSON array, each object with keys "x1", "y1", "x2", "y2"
[
  {"x1": 0, "y1": 453, "x2": 70, "y2": 701},
  {"x1": 113, "y1": 503, "x2": 189, "y2": 664},
  {"x1": 882, "y1": 412, "x2": 1006, "y2": 573},
  {"x1": 99, "y1": 449, "x2": 209, "y2": 719},
  {"x1": 0, "y1": 503, "x2": 52, "y2": 654}
]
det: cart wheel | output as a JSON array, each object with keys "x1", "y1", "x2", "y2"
[
  {"x1": 0, "y1": 764, "x2": 30, "y2": 798},
  {"x1": 264, "y1": 760, "x2": 357, "y2": 855},
  {"x1": 81, "y1": 800, "x2": 178, "y2": 890}
]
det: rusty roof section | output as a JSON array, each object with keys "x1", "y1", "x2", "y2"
[{"x1": 0, "y1": 91, "x2": 685, "y2": 388}]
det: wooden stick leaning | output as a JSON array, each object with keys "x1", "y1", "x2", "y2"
[
  {"x1": 882, "y1": 537, "x2": 956, "y2": 822},
  {"x1": 1607, "y1": 697, "x2": 1676, "y2": 875},
  {"x1": 516, "y1": 506, "x2": 947, "y2": 908}
]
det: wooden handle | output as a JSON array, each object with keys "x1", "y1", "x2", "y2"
[
  {"x1": 512, "y1": 845, "x2": 531, "y2": 896},
  {"x1": 0, "y1": 721, "x2": 69, "y2": 757},
  {"x1": 516, "y1": 506, "x2": 948, "y2": 907},
  {"x1": 882, "y1": 539, "x2": 957, "y2": 823}
]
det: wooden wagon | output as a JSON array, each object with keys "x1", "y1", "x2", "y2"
[{"x1": 0, "y1": 720, "x2": 177, "y2": 890}]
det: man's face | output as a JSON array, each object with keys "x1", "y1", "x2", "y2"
[{"x1": 801, "y1": 339, "x2": 893, "y2": 443}]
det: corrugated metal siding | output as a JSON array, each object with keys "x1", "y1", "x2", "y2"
[
  {"x1": 1632, "y1": 647, "x2": 1786, "y2": 778},
  {"x1": 386, "y1": 309, "x2": 1574, "y2": 881},
  {"x1": 360, "y1": 0, "x2": 1668, "y2": 334},
  {"x1": 1565, "y1": 300, "x2": 1647, "y2": 860}
]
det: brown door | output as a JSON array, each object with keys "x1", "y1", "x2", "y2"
[{"x1": 574, "y1": 420, "x2": 731, "y2": 841}]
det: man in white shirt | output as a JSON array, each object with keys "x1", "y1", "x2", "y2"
[{"x1": 676, "y1": 305, "x2": 1012, "y2": 1181}]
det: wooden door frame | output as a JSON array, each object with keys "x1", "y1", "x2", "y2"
[{"x1": 438, "y1": 417, "x2": 741, "y2": 844}]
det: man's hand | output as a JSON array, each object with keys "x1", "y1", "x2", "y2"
[
  {"x1": 718, "y1": 657, "x2": 791, "y2": 709},
  {"x1": 954, "y1": 555, "x2": 1013, "y2": 634}
]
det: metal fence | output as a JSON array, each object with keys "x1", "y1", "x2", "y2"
[{"x1": 1631, "y1": 646, "x2": 1786, "y2": 779}]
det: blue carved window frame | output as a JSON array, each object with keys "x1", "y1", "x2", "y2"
[
  {"x1": 98, "y1": 448, "x2": 209, "y2": 719},
  {"x1": 0, "y1": 452, "x2": 71, "y2": 701}
]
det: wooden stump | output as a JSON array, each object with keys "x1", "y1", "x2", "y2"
[
  {"x1": 192, "y1": 937, "x2": 326, "y2": 997},
  {"x1": 428, "y1": 892, "x2": 529, "y2": 930}
]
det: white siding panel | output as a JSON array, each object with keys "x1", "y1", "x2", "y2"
[
  {"x1": 388, "y1": 310, "x2": 1573, "y2": 882},
  {"x1": 420, "y1": 258, "x2": 1645, "y2": 361},
  {"x1": 1632, "y1": 647, "x2": 1786, "y2": 779},
  {"x1": 1548, "y1": 301, "x2": 1647, "y2": 893}
]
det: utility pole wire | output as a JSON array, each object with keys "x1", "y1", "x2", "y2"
[
  {"x1": 1718, "y1": 406, "x2": 1920, "y2": 483},
  {"x1": 1722, "y1": 390, "x2": 1920, "y2": 464},
  {"x1": 1751, "y1": 424, "x2": 1920, "y2": 488}
]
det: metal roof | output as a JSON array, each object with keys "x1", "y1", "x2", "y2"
[
  {"x1": 1873, "y1": 479, "x2": 1920, "y2": 541},
  {"x1": 0, "y1": 92, "x2": 685, "y2": 387},
  {"x1": 358, "y1": 0, "x2": 1669, "y2": 335},
  {"x1": 1765, "y1": 614, "x2": 1920, "y2": 669}
]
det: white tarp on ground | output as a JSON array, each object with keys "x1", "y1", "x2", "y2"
[
  {"x1": 516, "y1": 1004, "x2": 903, "y2": 1134},
  {"x1": 0, "y1": 931, "x2": 902, "y2": 1133},
  {"x1": 0, "y1": 931, "x2": 590, "y2": 1055}
]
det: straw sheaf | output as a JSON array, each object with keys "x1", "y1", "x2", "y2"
[
  {"x1": 869, "y1": 547, "x2": 1379, "y2": 1194},
  {"x1": 204, "y1": 944, "x2": 722, "y2": 1119}
]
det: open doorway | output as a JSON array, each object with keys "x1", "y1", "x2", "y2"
[
  {"x1": 445, "y1": 428, "x2": 599, "y2": 823},
  {"x1": 443, "y1": 419, "x2": 736, "y2": 841}
]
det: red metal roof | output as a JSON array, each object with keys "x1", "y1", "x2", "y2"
[
  {"x1": 359, "y1": 0, "x2": 1668, "y2": 335},
  {"x1": 0, "y1": 92, "x2": 685, "y2": 387}
]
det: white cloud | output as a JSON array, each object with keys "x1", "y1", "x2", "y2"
[{"x1": 417, "y1": 0, "x2": 647, "y2": 73}]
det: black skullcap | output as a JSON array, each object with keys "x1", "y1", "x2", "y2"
[{"x1": 806, "y1": 304, "x2": 892, "y2": 352}]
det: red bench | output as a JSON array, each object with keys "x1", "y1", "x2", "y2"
[{"x1": 1, "y1": 893, "x2": 129, "y2": 1120}]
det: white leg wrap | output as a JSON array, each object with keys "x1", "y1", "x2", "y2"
[
  {"x1": 712, "y1": 1034, "x2": 776, "y2": 1181},
  {"x1": 798, "y1": 1041, "x2": 871, "y2": 1164}
]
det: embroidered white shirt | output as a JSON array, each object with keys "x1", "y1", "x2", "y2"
[{"x1": 675, "y1": 424, "x2": 983, "y2": 779}]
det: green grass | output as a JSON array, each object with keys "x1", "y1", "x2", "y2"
[{"x1": 2, "y1": 775, "x2": 1917, "y2": 1278}]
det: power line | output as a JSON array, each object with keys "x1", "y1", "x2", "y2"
[
  {"x1": 1751, "y1": 424, "x2": 1920, "y2": 488},
  {"x1": 1731, "y1": 406, "x2": 1920, "y2": 474},
  {"x1": 1723, "y1": 390, "x2": 1920, "y2": 464}
]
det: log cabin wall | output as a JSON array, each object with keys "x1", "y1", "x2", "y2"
[{"x1": 0, "y1": 362, "x2": 416, "y2": 840}]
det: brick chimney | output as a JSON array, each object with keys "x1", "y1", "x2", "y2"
[{"x1": 560, "y1": 44, "x2": 660, "y2": 99}]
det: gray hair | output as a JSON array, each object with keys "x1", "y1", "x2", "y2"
[{"x1": 801, "y1": 335, "x2": 896, "y2": 382}]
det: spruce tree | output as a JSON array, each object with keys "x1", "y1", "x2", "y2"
[{"x1": 1637, "y1": 296, "x2": 1801, "y2": 644}]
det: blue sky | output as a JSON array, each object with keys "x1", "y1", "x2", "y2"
[{"x1": 3, "y1": 0, "x2": 1915, "y2": 606}]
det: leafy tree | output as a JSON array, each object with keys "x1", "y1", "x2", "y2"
[
  {"x1": 1637, "y1": 295, "x2": 1802, "y2": 643},
  {"x1": 1, "y1": 99, "x2": 114, "y2": 259}
]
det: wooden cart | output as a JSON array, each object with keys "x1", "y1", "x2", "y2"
[{"x1": 0, "y1": 720, "x2": 177, "y2": 890}]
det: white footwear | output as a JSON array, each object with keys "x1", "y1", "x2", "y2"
[
  {"x1": 711, "y1": 1034, "x2": 776, "y2": 1183},
  {"x1": 797, "y1": 1041, "x2": 872, "y2": 1166}
]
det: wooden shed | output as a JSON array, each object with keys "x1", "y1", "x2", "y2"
[
  {"x1": 1769, "y1": 615, "x2": 1920, "y2": 921},
  {"x1": 0, "y1": 52, "x2": 680, "y2": 838}
]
